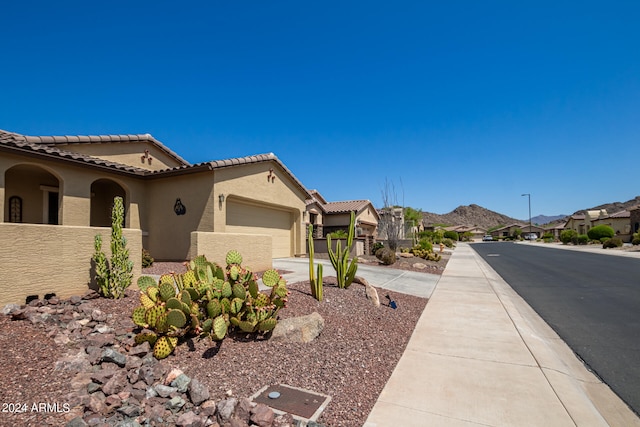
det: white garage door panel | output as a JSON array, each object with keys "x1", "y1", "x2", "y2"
[{"x1": 226, "y1": 201, "x2": 292, "y2": 258}]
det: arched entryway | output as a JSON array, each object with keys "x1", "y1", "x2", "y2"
[
  {"x1": 90, "y1": 179, "x2": 127, "y2": 227},
  {"x1": 4, "y1": 165, "x2": 61, "y2": 224}
]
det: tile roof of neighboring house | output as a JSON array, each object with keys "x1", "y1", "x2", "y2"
[
  {"x1": 606, "y1": 210, "x2": 630, "y2": 219},
  {"x1": 323, "y1": 200, "x2": 372, "y2": 214},
  {"x1": 0, "y1": 129, "x2": 311, "y2": 196}
]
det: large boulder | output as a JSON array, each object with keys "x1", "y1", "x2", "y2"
[{"x1": 270, "y1": 312, "x2": 324, "y2": 343}]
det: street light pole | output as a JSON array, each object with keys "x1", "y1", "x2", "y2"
[{"x1": 521, "y1": 193, "x2": 531, "y2": 237}]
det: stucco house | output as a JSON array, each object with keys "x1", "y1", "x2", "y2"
[
  {"x1": 0, "y1": 129, "x2": 310, "y2": 306},
  {"x1": 306, "y1": 190, "x2": 379, "y2": 255},
  {"x1": 563, "y1": 210, "x2": 608, "y2": 235},
  {"x1": 490, "y1": 223, "x2": 545, "y2": 239},
  {"x1": 592, "y1": 209, "x2": 633, "y2": 242},
  {"x1": 443, "y1": 225, "x2": 488, "y2": 241}
]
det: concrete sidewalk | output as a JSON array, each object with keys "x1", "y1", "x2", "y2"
[{"x1": 364, "y1": 243, "x2": 640, "y2": 427}]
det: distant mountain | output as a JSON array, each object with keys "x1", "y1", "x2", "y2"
[
  {"x1": 419, "y1": 196, "x2": 640, "y2": 231},
  {"x1": 531, "y1": 214, "x2": 567, "y2": 225},
  {"x1": 421, "y1": 204, "x2": 519, "y2": 230}
]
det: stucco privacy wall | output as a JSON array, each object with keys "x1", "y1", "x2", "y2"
[
  {"x1": 0, "y1": 224, "x2": 141, "y2": 306},
  {"x1": 190, "y1": 232, "x2": 272, "y2": 272},
  {"x1": 213, "y1": 161, "x2": 306, "y2": 257}
]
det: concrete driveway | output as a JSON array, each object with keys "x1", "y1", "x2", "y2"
[{"x1": 272, "y1": 257, "x2": 439, "y2": 299}]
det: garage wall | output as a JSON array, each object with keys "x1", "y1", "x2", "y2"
[
  {"x1": 190, "y1": 231, "x2": 272, "y2": 271},
  {"x1": 213, "y1": 161, "x2": 307, "y2": 257}
]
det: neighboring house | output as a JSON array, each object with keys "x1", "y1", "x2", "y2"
[
  {"x1": 592, "y1": 209, "x2": 633, "y2": 242},
  {"x1": 629, "y1": 206, "x2": 640, "y2": 236},
  {"x1": 490, "y1": 223, "x2": 545, "y2": 239},
  {"x1": 305, "y1": 190, "x2": 379, "y2": 255},
  {"x1": 543, "y1": 223, "x2": 566, "y2": 240},
  {"x1": 443, "y1": 225, "x2": 487, "y2": 241},
  {"x1": 1, "y1": 129, "x2": 309, "y2": 306},
  {"x1": 563, "y1": 210, "x2": 608, "y2": 235}
]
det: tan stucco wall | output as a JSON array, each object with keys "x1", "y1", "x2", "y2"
[
  {"x1": 1, "y1": 153, "x2": 145, "y2": 229},
  {"x1": 358, "y1": 206, "x2": 379, "y2": 226},
  {"x1": 0, "y1": 224, "x2": 141, "y2": 306},
  {"x1": 592, "y1": 218, "x2": 632, "y2": 241},
  {"x1": 56, "y1": 141, "x2": 184, "y2": 171},
  {"x1": 213, "y1": 161, "x2": 307, "y2": 256},
  {"x1": 324, "y1": 213, "x2": 350, "y2": 227},
  {"x1": 144, "y1": 172, "x2": 216, "y2": 261},
  {"x1": 190, "y1": 232, "x2": 272, "y2": 272}
]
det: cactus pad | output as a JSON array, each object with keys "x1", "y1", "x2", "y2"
[
  {"x1": 178, "y1": 290, "x2": 192, "y2": 305},
  {"x1": 182, "y1": 270, "x2": 198, "y2": 288},
  {"x1": 202, "y1": 318, "x2": 213, "y2": 333},
  {"x1": 146, "y1": 286, "x2": 160, "y2": 302},
  {"x1": 153, "y1": 336, "x2": 178, "y2": 359},
  {"x1": 137, "y1": 275, "x2": 157, "y2": 292},
  {"x1": 221, "y1": 281, "x2": 233, "y2": 299},
  {"x1": 274, "y1": 284, "x2": 288, "y2": 298},
  {"x1": 140, "y1": 293, "x2": 155, "y2": 309},
  {"x1": 166, "y1": 297, "x2": 182, "y2": 310},
  {"x1": 254, "y1": 293, "x2": 270, "y2": 308},
  {"x1": 207, "y1": 299, "x2": 221, "y2": 318},
  {"x1": 238, "y1": 320, "x2": 257, "y2": 333},
  {"x1": 186, "y1": 287, "x2": 200, "y2": 302},
  {"x1": 258, "y1": 318, "x2": 277, "y2": 332},
  {"x1": 212, "y1": 316, "x2": 227, "y2": 340},
  {"x1": 262, "y1": 269, "x2": 280, "y2": 287},
  {"x1": 159, "y1": 282, "x2": 176, "y2": 301},
  {"x1": 225, "y1": 250, "x2": 243, "y2": 265},
  {"x1": 230, "y1": 297, "x2": 244, "y2": 315},
  {"x1": 167, "y1": 309, "x2": 187, "y2": 328},
  {"x1": 145, "y1": 305, "x2": 165, "y2": 328},
  {"x1": 248, "y1": 280, "x2": 259, "y2": 299},
  {"x1": 228, "y1": 265, "x2": 240, "y2": 281},
  {"x1": 232, "y1": 283, "x2": 246, "y2": 300},
  {"x1": 220, "y1": 297, "x2": 231, "y2": 314},
  {"x1": 135, "y1": 332, "x2": 158, "y2": 346},
  {"x1": 132, "y1": 306, "x2": 147, "y2": 327}
]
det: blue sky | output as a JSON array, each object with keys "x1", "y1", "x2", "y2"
[{"x1": 2, "y1": 1, "x2": 639, "y2": 220}]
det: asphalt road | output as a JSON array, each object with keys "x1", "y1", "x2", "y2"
[{"x1": 471, "y1": 242, "x2": 640, "y2": 415}]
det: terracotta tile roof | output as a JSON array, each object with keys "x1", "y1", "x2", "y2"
[
  {"x1": 323, "y1": 200, "x2": 371, "y2": 214},
  {"x1": 0, "y1": 130, "x2": 311, "y2": 197},
  {"x1": 0, "y1": 129, "x2": 150, "y2": 174},
  {"x1": 3, "y1": 129, "x2": 190, "y2": 166},
  {"x1": 607, "y1": 210, "x2": 630, "y2": 219}
]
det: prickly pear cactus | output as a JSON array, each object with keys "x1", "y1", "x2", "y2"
[
  {"x1": 131, "y1": 251, "x2": 289, "y2": 359},
  {"x1": 225, "y1": 250, "x2": 243, "y2": 265}
]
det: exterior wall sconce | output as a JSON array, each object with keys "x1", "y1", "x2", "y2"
[
  {"x1": 174, "y1": 198, "x2": 186, "y2": 215},
  {"x1": 219, "y1": 194, "x2": 225, "y2": 203}
]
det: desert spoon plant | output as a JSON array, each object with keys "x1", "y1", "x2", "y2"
[
  {"x1": 308, "y1": 223, "x2": 323, "y2": 301},
  {"x1": 327, "y1": 210, "x2": 358, "y2": 289},
  {"x1": 93, "y1": 196, "x2": 133, "y2": 299}
]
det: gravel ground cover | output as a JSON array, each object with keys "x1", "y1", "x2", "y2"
[{"x1": 0, "y1": 254, "x2": 448, "y2": 427}]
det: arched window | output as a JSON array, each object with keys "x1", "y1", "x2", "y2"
[{"x1": 9, "y1": 196, "x2": 22, "y2": 223}]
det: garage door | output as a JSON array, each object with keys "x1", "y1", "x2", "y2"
[{"x1": 226, "y1": 200, "x2": 293, "y2": 258}]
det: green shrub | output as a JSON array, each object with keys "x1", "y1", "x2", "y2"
[
  {"x1": 328, "y1": 229, "x2": 348, "y2": 239},
  {"x1": 442, "y1": 238, "x2": 455, "y2": 248},
  {"x1": 443, "y1": 230, "x2": 459, "y2": 241},
  {"x1": 417, "y1": 238, "x2": 433, "y2": 252},
  {"x1": 632, "y1": 237, "x2": 640, "y2": 246},
  {"x1": 603, "y1": 237, "x2": 623, "y2": 248},
  {"x1": 577, "y1": 234, "x2": 589, "y2": 245},
  {"x1": 376, "y1": 247, "x2": 396, "y2": 265},
  {"x1": 560, "y1": 229, "x2": 577, "y2": 244},
  {"x1": 587, "y1": 225, "x2": 615, "y2": 241},
  {"x1": 371, "y1": 242, "x2": 384, "y2": 254}
]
